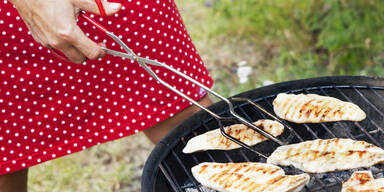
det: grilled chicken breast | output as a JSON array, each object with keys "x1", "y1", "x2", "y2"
[
  {"x1": 273, "y1": 93, "x2": 366, "y2": 123},
  {"x1": 192, "y1": 162, "x2": 310, "y2": 192},
  {"x1": 183, "y1": 120, "x2": 284, "y2": 153},
  {"x1": 342, "y1": 171, "x2": 384, "y2": 192},
  {"x1": 193, "y1": 162, "x2": 285, "y2": 178},
  {"x1": 267, "y1": 138, "x2": 384, "y2": 173}
]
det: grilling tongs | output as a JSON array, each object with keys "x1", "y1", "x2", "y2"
[{"x1": 54, "y1": 2, "x2": 295, "y2": 158}]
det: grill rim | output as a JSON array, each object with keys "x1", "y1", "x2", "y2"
[{"x1": 141, "y1": 75, "x2": 384, "y2": 192}]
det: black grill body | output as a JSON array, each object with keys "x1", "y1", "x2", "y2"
[{"x1": 142, "y1": 76, "x2": 384, "y2": 192}]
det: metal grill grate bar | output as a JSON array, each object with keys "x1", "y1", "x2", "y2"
[
  {"x1": 351, "y1": 87, "x2": 384, "y2": 135},
  {"x1": 317, "y1": 87, "x2": 360, "y2": 140},
  {"x1": 352, "y1": 87, "x2": 384, "y2": 117},
  {"x1": 160, "y1": 162, "x2": 184, "y2": 192},
  {"x1": 261, "y1": 94, "x2": 329, "y2": 190},
  {"x1": 155, "y1": 84, "x2": 384, "y2": 192},
  {"x1": 170, "y1": 149, "x2": 202, "y2": 192},
  {"x1": 334, "y1": 87, "x2": 382, "y2": 147},
  {"x1": 180, "y1": 139, "x2": 208, "y2": 166}
]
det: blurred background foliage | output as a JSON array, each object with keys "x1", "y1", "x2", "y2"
[
  {"x1": 29, "y1": 1, "x2": 384, "y2": 191},
  {"x1": 211, "y1": 0, "x2": 383, "y2": 73},
  {"x1": 183, "y1": 0, "x2": 384, "y2": 96}
]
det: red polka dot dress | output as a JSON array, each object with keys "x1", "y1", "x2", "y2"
[{"x1": 0, "y1": 0, "x2": 213, "y2": 174}]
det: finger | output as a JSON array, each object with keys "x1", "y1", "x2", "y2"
[
  {"x1": 98, "y1": 42, "x2": 106, "y2": 48},
  {"x1": 65, "y1": 25, "x2": 105, "y2": 60},
  {"x1": 72, "y1": 0, "x2": 121, "y2": 16},
  {"x1": 74, "y1": 7, "x2": 81, "y2": 17},
  {"x1": 61, "y1": 45, "x2": 87, "y2": 64},
  {"x1": 97, "y1": 42, "x2": 107, "y2": 57}
]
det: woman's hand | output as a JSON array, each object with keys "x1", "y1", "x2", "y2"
[{"x1": 9, "y1": 0, "x2": 121, "y2": 64}]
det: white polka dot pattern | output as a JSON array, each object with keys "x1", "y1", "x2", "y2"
[{"x1": 0, "y1": 0, "x2": 213, "y2": 174}]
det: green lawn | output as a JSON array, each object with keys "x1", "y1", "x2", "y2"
[
  {"x1": 29, "y1": 133, "x2": 152, "y2": 192},
  {"x1": 29, "y1": 0, "x2": 384, "y2": 191},
  {"x1": 183, "y1": 0, "x2": 384, "y2": 96}
]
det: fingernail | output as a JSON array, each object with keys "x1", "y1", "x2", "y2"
[{"x1": 109, "y1": 3, "x2": 121, "y2": 11}]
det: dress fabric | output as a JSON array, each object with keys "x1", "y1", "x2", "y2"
[{"x1": 0, "y1": 0, "x2": 213, "y2": 174}]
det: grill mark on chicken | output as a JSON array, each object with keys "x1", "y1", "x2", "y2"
[
  {"x1": 287, "y1": 97, "x2": 306, "y2": 120},
  {"x1": 228, "y1": 174, "x2": 243, "y2": 188},
  {"x1": 300, "y1": 99, "x2": 316, "y2": 119},
  {"x1": 281, "y1": 96, "x2": 299, "y2": 119},
  {"x1": 209, "y1": 173, "x2": 217, "y2": 180},
  {"x1": 199, "y1": 165, "x2": 208, "y2": 174},
  {"x1": 183, "y1": 120, "x2": 284, "y2": 153},
  {"x1": 192, "y1": 162, "x2": 309, "y2": 192},
  {"x1": 217, "y1": 123, "x2": 270, "y2": 147},
  {"x1": 267, "y1": 176, "x2": 293, "y2": 191},
  {"x1": 290, "y1": 96, "x2": 308, "y2": 120},
  {"x1": 267, "y1": 138, "x2": 384, "y2": 173},
  {"x1": 353, "y1": 172, "x2": 372, "y2": 185},
  {"x1": 328, "y1": 104, "x2": 344, "y2": 119},
  {"x1": 342, "y1": 171, "x2": 384, "y2": 192},
  {"x1": 279, "y1": 95, "x2": 292, "y2": 116},
  {"x1": 215, "y1": 162, "x2": 282, "y2": 175},
  {"x1": 284, "y1": 97, "x2": 302, "y2": 118},
  {"x1": 314, "y1": 100, "x2": 326, "y2": 117},
  {"x1": 333, "y1": 106, "x2": 344, "y2": 117},
  {"x1": 273, "y1": 93, "x2": 366, "y2": 123},
  {"x1": 315, "y1": 99, "x2": 333, "y2": 119},
  {"x1": 233, "y1": 166, "x2": 242, "y2": 173},
  {"x1": 245, "y1": 180, "x2": 261, "y2": 192},
  {"x1": 218, "y1": 172, "x2": 232, "y2": 186}
]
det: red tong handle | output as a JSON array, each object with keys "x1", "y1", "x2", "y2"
[
  {"x1": 52, "y1": 0, "x2": 108, "y2": 62},
  {"x1": 94, "y1": 0, "x2": 106, "y2": 17},
  {"x1": 80, "y1": 0, "x2": 108, "y2": 32},
  {"x1": 80, "y1": 13, "x2": 108, "y2": 33}
]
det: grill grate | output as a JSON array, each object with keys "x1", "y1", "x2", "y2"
[{"x1": 144, "y1": 83, "x2": 384, "y2": 192}]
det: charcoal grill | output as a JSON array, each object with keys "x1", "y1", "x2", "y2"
[{"x1": 142, "y1": 76, "x2": 384, "y2": 192}]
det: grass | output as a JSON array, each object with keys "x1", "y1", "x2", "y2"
[
  {"x1": 181, "y1": 0, "x2": 384, "y2": 96},
  {"x1": 29, "y1": 133, "x2": 152, "y2": 192},
  {"x1": 28, "y1": 0, "x2": 384, "y2": 191}
]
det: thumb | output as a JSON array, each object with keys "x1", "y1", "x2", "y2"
[{"x1": 72, "y1": 0, "x2": 121, "y2": 16}]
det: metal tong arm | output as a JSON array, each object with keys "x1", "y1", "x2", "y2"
[
  {"x1": 141, "y1": 62, "x2": 286, "y2": 146},
  {"x1": 81, "y1": 12, "x2": 285, "y2": 146},
  {"x1": 103, "y1": 43, "x2": 285, "y2": 145},
  {"x1": 141, "y1": 61, "x2": 287, "y2": 146}
]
